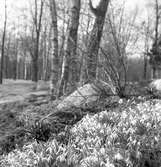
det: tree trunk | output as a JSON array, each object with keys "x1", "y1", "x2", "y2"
[
  {"x1": 13, "y1": 40, "x2": 19, "y2": 80},
  {"x1": 80, "y1": 11, "x2": 91, "y2": 85},
  {"x1": 32, "y1": 0, "x2": 44, "y2": 83},
  {"x1": 43, "y1": 35, "x2": 47, "y2": 81},
  {"x1": 151, "y1": 0, "x2": 160, "y2": 80},
  {"x1": 32, "y1": 46, "x2": 39, "y2": 82},
  {"x1": 143, "y1": 55, "x2": 147, "y2": 80},
  {"x1": 5, "y1": 33, "x2": 11, "y2": 79},
  {"x1": 13, "y1": 56, "x2": 17, "y2": 80},
  {"x1": 0, "y1": 0, "x2": 7, "y2": 84},
  {"x1": 86, "y1": 0, "x2": 110, "y2": 82},
  {"x1": 49, "y1": 0, "x2": 59, "y2": 99},
  {"x1": 58, "y1": 0, "x2": 81, "y2": 97},
  {"x1": 155, "y1": 0, "x2": 159, "y2": 44},
  {"x1": 24, "y1": 61, "x2": 27, "y2": 80},
  {"x1": 153, "y1": 66, "x2": 157, "y2": 79}
]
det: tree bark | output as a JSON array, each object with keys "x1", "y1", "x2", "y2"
[
  {"x1": 0, "y1": 0, "x2": 7, "y2": 84},
  {"x1": 49, "y1": 0, "x2": 59, "y2": 99},
  {"x1": 13, "y1": 39, "x2": 19, "y2": 80},
  {"x1": 58, "y1": 0, "x2": 81, "y2": 97},
  {"x1": 153, "y1": 66, "x2": 157, "y2": 79},
  {"x1": 151, "y1": 0, "x2": 160, "y2": 79},
  {"x1": 143, "y1": 56, "x2": 147, "y2": 80},
  {"x1": 80, "y1": 10, "x2": 91, "y2": 85},
  {"x1": 32, "y1": 0, "x2": 44, "y2": 83},
  {"x1": 42, "y1": 26, "x2": 48, "y2": 81},
  {"x1": 86, "y1": 0, "x2": 110, "y2": 82}
]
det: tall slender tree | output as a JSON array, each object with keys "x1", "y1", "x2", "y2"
[
  {"x1": 149, "y1": 0, "x2": 161, "y2": 79},
  {"x1": 153, "y1": 0, "x2": 159, "y2": 79},
  {"x1": 32, "y1": 0, "x2": 44, "y2": 82},
  {"x1": 0, "y1": 0, "x2": 7, "y2": 84},
  {"x1": 58, "y1": 0, "x2": 81, "y2": 97},
  {"x1": 49, "y1": 0, "x2": 59, "y2": 99},
  {"x1": 86, "y1": 0, "x2": 110, "y2": 82},
  {"x1": 142, "y1": 18, "x2": 151, "y2": 80}
]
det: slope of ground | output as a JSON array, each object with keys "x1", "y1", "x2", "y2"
[
  {"x1": 1, "y1": 98, "x2": 161, "y2": 167},
  {"x1": 1, "y1": 79, "x2": 161, "y2": 167},
  {"x1": 0, "y1": 79, "x2": 51, "y2": 154}
]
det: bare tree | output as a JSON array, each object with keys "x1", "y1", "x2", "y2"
[
  {"x1": 142, "y1": 17, "x2": 152, "y2": 80},
  {"x1": 0, "y1": 0, "x2": 7, "y2": 84},
  {"x1": 49, "y1": 0, "x2": 59, "y2": 98},
  {"x1": 13, "y1": 37, "x2": 19, "y2": 80},
  {"x1": 41, "y1": 23, "x2": 49, "y2": 81},
  {"x1": 149, "y1": 0, "x2": 161, "y2": 79},
  {"x1": 31, "y1": 0, "x2": 44, "y2": 82},
  {"x1": 153, "y1": 0, "x2": 159, "y2": 79},
  {"x1": 58, "y1": 0, "x2": 81, "y2": 97},
  {"x1": 4, "y1": 32, "x2": 11, "y2": 79},
  {"x1": 99, "y1": 3, "x2": 139, "y2": 97},
  {"x1": 86, "y1": 0, "x2": 110, "y2": 82},
  {"x1": 79, "y1": 8, "x2": 92, "y2": 85}
]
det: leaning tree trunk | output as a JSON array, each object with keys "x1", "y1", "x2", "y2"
[
  {"x1": 58, "y1": 0, "x2": 81, "y2": 97},
  {"x1": 49, "y1": 0, "x2": 59, "y2": 99},
  {"x1": 86, "y1": 0, "x2": 110, "y2": 82}
]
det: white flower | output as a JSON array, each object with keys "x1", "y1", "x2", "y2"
[
  {"x1": 114, "y1": 153, "x2": 123, "y2": 160},
  {"x1": 100, "y1": 148, "x2": 106, "y2": 155},
  {"x1": 119, "y1": 99, "x2": 123, "y2": 104}
]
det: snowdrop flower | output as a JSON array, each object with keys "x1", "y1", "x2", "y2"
[
  {"x1": 119, "y1": 99, "x2": 123, "y2": 104},
  {"x1": 114, "y1": 153, "x2": 123, "y2": 160}
]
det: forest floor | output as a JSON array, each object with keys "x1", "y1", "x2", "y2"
[
  {"x1": 0, "y1": 79, "x2": 49, "y2": 105},
  {"x1": 0, "y1": 80, "x2": 53, "y2": 155},
  {"x1": 1, "y1": 80, "x2": 161, "y2": 166}
]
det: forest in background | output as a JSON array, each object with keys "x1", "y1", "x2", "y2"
[{"x1": 0, "y1": 0, "x2": 160, "y2": 98}]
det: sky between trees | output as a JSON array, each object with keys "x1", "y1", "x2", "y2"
[
  {"x1": 0, "y1": 0, "x2": 151, "y2": 59},
  {"x1": 0, "y1": 0, "x2": 146, "y2": 22}
]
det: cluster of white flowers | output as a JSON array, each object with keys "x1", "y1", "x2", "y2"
[{"x1": 2, "y1": 99, "x2": 161, "y2": 167}]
